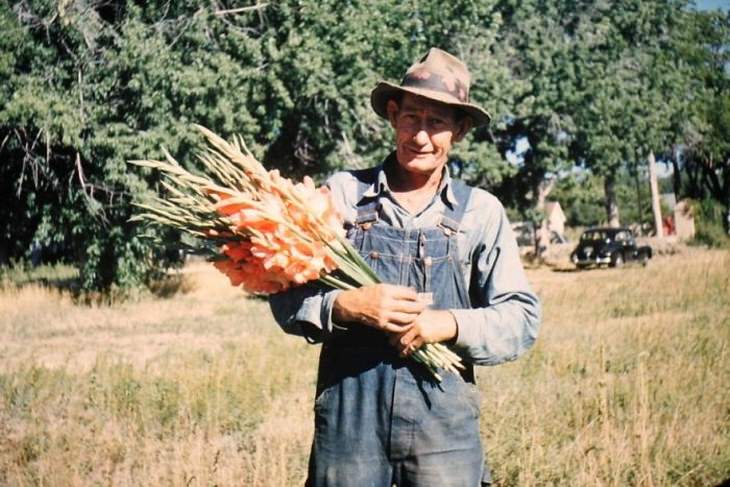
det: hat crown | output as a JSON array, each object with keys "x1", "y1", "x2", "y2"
[
  {"x1": 401, "y1": 48, "x2": 471, "y2": 103},
  {"x1": 369, "y1": 47, "x2": 491, "y2": 127}
]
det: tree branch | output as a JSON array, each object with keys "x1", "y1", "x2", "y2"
[
  {"x1": 214, "y1": 3, "x2": 269, "y2": 16},
  {"x1": 75, "y1": 152, "x2": 110, "y2": 225},
  {"x1": 0, "y1": 132, "x2": 10, "y2": 154}
]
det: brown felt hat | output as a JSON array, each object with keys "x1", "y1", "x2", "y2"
[{"x1": 371, "y1": 48, "x2": 491, "y2": 127}]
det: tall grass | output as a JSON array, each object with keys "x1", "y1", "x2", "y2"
[
  {"x1": 0, "y1": 262, "x2": 79, "y2": 289},
  {"x1": 0, "y1": 252, "x2": 728, "y2": 486},
  {"x1": 481, "y1": 248, "x2": 730, "y2": 486}
]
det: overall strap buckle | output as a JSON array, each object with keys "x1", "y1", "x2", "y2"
[
  {"x1": 355, "y1": 201, "x2": 379, "y2": 229},
  {"x1": 353, "y1": 166, "x2": 381, "y2": 229}
]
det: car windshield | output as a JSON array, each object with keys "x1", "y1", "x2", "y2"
[{"x1": 581, "y1": 230, "x2": 609, "y2": 241}]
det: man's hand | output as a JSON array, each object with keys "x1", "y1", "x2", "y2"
[
  {"x1": 388, "y1": 309, "x2": 458, "y2": 356},
  {"x1": 332, "y1": 284, "x2": 426, "y2": 333}
]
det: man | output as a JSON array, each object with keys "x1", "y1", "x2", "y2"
[{"x1": 270, "y1": 48, "x2": 541, "y2": 487}]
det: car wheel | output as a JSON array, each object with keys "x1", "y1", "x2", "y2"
[{"x1": 611, "y1": 253, "x2": 624, "y2": 268}]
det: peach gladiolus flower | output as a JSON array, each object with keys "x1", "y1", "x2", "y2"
[{"x1": 211, "y1": 178, "x2": 342, "y2": 294}]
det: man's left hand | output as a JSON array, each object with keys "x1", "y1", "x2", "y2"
[{"x1": 388, "y1": 309, "x2": 458, "y2": 357}]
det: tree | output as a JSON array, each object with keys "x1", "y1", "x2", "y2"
[
  {"x1": 486, "y1": 0, "x2": 578, "y2": 216},
  {"x1": 2, "y1": 0, "x2": 721, "y2": 290},
  {"x1": 0, "y1": 0, "x2": 510, "y2": 290},
  {"x1": 0, "y1": 1, "x2": 274, "y2": 288},
  {"x1": 678, "y1": 9, "x2": 730, "y2": 232},
  {"x1": 567, "y1": 0, "x2": 692, "y2": 228}
]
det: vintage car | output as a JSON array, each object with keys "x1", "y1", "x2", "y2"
[{"x1": 570, "y1": 227, "x2": 652, "y2": 269}]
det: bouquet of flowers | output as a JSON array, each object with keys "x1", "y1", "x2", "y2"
[{"x1": 131, "y1": 126, "x2": 464, "y2": 381}]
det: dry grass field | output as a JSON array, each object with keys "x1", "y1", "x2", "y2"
[{"x1": 0, "y1": 248, "x2": 728, "y2": 486}]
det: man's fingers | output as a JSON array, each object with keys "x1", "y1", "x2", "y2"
[
  {"x1": 381, "y1": 322, "x2": 413, "y2": 334},
  {"x1": 384, "y1": 285, "x2": 419, "y2": 301},
  {"x1": 391, "y1": 325, "x2": 424, "y2": 357},
  {"x1": 398, "y1": 326, "x2": 419, "y2": 346},
  {"x1": 386, "y1": 311, "x2": 421, "y2": 325},
  {"x1": 389, "y1": 298, "x2": 427, "y2": 314},
  {"x1": 399, "y1": 336, "x2": 424, "y2": 357}
]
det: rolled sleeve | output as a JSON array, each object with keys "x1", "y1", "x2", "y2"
[
  {"x1": 268, "y1": 285, "x2": 342, "y2": 343},
  {"x1": 450, "y1": 204, "x2": 541, "y2": 365}
]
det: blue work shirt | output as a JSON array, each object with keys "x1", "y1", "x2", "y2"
[{"x1": 269, "y1": 155, "x2": 541, "y2": 366}]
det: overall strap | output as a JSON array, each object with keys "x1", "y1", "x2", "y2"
[
  {"x1": 439, "y1": 179, "x2": 473, "y2": 233},
  {"x1": 354, "y1": 167, "x2": 380, "y2": 225}
]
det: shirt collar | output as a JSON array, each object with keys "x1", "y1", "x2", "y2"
[{"x1": 361, "y1": 152, "x2": 459, "y2": 208}]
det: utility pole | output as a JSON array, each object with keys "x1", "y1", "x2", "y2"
[{"x1": 648, "y1": 151, "x2": 663, "y2": 238}]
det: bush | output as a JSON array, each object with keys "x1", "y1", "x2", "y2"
[
  {"x1": 689, "y1": 198, "x2": 730, "y2": 248},
  {"x1": 0, "y1": 1, "x2": 505, "y2": 292}
]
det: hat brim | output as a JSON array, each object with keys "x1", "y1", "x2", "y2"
[{"x1": 370, "y1": 81, "x2": 492, "y2": 127}]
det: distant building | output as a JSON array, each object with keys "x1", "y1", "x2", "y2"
[
  {"x1": 674, "y1": 200, "x2": 696, "y2": 240},
  {"x1": 659, "y1": 193, "x2": 695, "y2": 240}
]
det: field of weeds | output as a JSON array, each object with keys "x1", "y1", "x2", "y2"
[{"x1": 1, "y1": 249, "x2": 728, "y2": 486}]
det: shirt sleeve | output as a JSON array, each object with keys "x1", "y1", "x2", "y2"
[
  {"x1": 449, "y1": 202, "x2": 542, "y2": 365},
  {"x1": 268, "y1": 284, "x2": 342, "y2": 343}
]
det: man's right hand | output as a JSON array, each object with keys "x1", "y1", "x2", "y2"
[{"x1": 332, "y1": 284, "x2": 426, "y2": 333}]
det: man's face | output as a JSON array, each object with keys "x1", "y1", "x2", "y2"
[{"x1": 387, "y1": 93, "x2": 470, "y2": 177}]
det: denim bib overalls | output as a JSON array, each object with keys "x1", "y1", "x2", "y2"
[{"x1": 307, "y1": 173, "x2": 492, "y2": 487}]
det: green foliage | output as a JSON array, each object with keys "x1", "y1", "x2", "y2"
[
  {"x1": 690, "y1": 198, "x2": 730, "y2": 248},
  {"x1": 563, "y1": 0, "x2": 694, "y2": 226},
  {"x1": 550, "y1": 167, "x2": 657, "y2": 228},
  {"x1": 486, "y1": 0, "x2": 578, "y2": 210},
  {"x1": 678, "y1": 10, "x2": 730, "y2": 230},
  {"x1": 1, "y1": 0, "x2": 727, "y2": 290},
  {"x1": 551, "y1": 173, "x2": 606, "y2": 227},
  {"x1": 0, "y1": 0, "x2": 509, "y2": 291}
]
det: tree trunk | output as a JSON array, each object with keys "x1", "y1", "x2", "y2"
[
  {"x1": 648, "y1": 151, "x2": 664, "y2": 238},
  {"x1": 671, "y1": 146, "x2": 681, "y2": 199},
  {"x1": 722, "y1": 158, "x2": 730, "y2": 235},
  {"x1": 604, "y1": 173, "x2": 620, "y2": 227},
  {"x1": 533, "y1": 178, "x2": 556, "y2": 260},
  {"x1": 535, "y1": 177, "x2": 556, "y2": 213},
  {"x1": 686, "y1": 158, "x2": 701, "y2": 198},
  {"x1": 701, "y1": 156, "x2": 723, "y2": 199}
]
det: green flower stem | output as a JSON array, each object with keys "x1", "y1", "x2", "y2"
[
  {"x1": 433, "y1": 344, "x2": 465, "y2": 369},
  {"x1": 411, "y1": 352, "x2": 443, "y2": 382},
  {"x1": 318, "y1": 273, "x2": 356, "y2": 291},
  {"x1": 335, "y1": 234, "x2": 381, "y2": 283}
]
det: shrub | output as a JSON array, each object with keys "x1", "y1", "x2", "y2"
[{"x1": 689, "y1": 198, "x2": 730, "y2": 248}]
